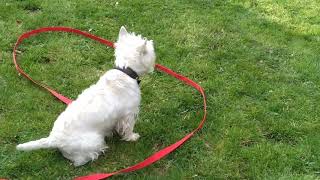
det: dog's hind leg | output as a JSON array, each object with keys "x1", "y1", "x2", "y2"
[
  {"x1": 62, "y1": 133, "x2": 107, "y2": 166},
  {"x1": 115, "y1": 113, "x2": 140, "y2": 141}
]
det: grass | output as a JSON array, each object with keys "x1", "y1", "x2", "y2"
[{"x1": 0, "y1": 0, "x2": 320, "y2": 179}]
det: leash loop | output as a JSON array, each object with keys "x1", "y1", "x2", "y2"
[{"x1": 13, "y1": 27, "x2": 207, "y2": 180}]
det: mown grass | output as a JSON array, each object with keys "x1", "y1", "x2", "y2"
[{"x1": 1, "y1": 0, "x2": 320, "y2": 179}]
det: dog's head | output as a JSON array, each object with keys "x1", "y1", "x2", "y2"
[{"x1": 114, "y1": 26, "x2": 156, "y2": 76}]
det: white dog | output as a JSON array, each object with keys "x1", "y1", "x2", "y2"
[{"x1": 17, "y1": 26, "x2": 156, "y2": 166}]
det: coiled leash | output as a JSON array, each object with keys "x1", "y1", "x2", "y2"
[{"x1": 13, "y1": 27, "x2": 207, "y2": 180}]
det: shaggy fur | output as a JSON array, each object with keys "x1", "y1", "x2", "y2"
[{"x1": 16, "y1": 26, "x2": 156, "y2": 166}]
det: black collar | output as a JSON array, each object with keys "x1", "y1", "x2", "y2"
[{"x1": 114, "y1": 67, "x2": 141, "y2": 84}]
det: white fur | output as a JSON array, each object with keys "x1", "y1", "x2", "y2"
[{"x1": 16, "y1": 26, "x2": 156, "y2": 166}]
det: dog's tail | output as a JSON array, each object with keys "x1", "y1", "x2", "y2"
[{"x1": 16, "y1": 137, "x2": 55, "y2": 151}]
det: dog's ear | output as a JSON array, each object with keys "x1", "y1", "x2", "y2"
[
  {"x1": 119, "y1": 26, "x2": 128, "y2": 39},
  {"x1": 138, "y1": 40, "x2": 147, "y2": 54}
]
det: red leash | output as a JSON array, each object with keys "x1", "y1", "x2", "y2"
[{"x1": 13, "y1": 27, "x2": 207, "y2": 180}]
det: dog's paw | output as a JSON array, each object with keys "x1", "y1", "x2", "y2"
[
  {"x1": 123, "y1": 133, "x2": 140, "y2": 142},
  {"x1": 100, "y1": 146, "x2": 109, "y2": 154},
  {"x1": 73, "y1": 158, "x2": 89, "y2": 167}
]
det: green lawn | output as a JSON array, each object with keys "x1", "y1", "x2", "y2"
[{"x1": 1, "y1": 0, "x2": 320, "y2": 179}]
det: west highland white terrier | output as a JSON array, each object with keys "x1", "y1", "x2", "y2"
[{"x1": 17, "y1": 26, "x2": 156, "y2": 166}]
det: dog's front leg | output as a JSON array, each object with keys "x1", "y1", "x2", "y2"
[{"x1": 115, "y1": 113, "x2": 140, "y2": 141}]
